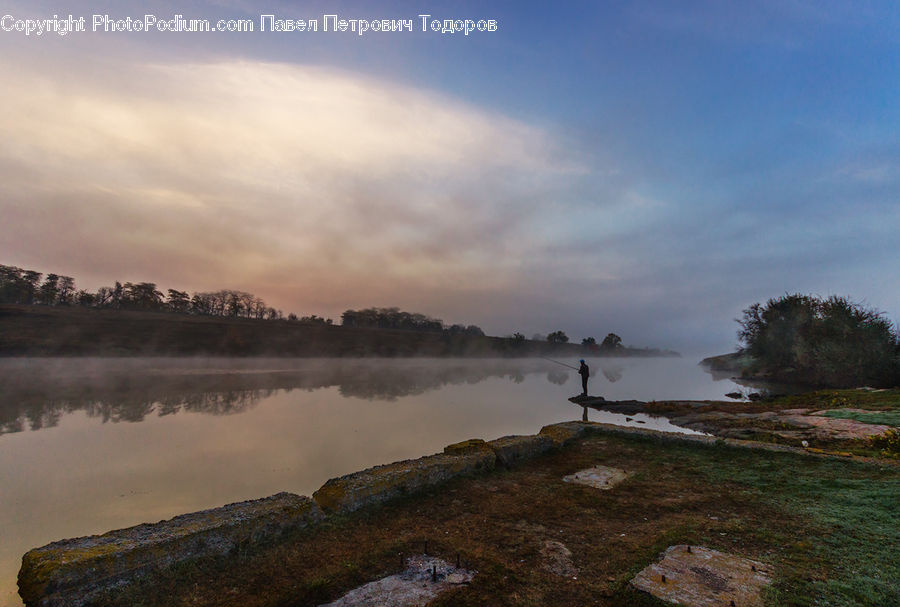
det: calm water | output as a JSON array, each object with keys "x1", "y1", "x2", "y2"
[{"x1": 0, "y1": 356, "x2": 743, "y2": 606}]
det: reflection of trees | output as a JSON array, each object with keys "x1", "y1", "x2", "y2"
[
  {"x1": 335, "y1": 362, "x2": 536, "y2": 399},
  {"x1": 546, "y1": 370, "x2": 569, "y2": 385},
  {"x1": 336, "y1": 366, "x2": 443, "y2": 401},
  {"x1": 1, "y1": 389, "x2": 269, "y2": 432},
  {"x1": 0, "y1": 368, "x2": 271, "y2": 435},
  {"x1": 85, "y1": 398, "x2": 157, "y2": 423},
  {"x1": 599, "y1": 364, "x2": 624, "y2": 383},
  {"x1": 702, "y1": 367, "x2": 735, "y2": 382},
  {"x1": 180, "y1": 390, "x2": 276, "y2": 415},
  {"x1": 0, "y1": 358, "x2": 585, "y2": 436},
  {"x1": 76, "y1": 390, "x2": 273, "y2": 424}
]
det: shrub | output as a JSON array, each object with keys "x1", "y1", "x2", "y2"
[{"x1": 738, "y1": 294, "x2": 899, "y2": 387}]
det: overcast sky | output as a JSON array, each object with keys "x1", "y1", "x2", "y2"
[{"x1": 1, "y1": 0, "x2": 898, "y2": 355}]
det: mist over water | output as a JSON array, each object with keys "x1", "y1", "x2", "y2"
[{"x1": 0, "y1": 356, "x2": 742, "y2": 606}]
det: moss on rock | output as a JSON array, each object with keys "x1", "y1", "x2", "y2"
[
  {"x1": 487, "y1": 434, "x2": 555, "y2": 467},
  {"x1": 443, "y1": 438, "x2": 490, "y2": 455},
  {"x1": 18, "y1": 493, "x2": 322, "y2": 607},
  {"x1": 313, "y1": 451, "x2": 496, "y2": 514},
  {"x1": 539, "y1": 421, "x2": 593, "y2": 446}
]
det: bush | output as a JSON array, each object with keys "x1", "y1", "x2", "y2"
[{"x1": 738, "y1": 294, "x2": 899, "y2": 387}]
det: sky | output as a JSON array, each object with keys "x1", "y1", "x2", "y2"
[{"x1": 1, "y1": 0, "x2": 898, "y2": 356}]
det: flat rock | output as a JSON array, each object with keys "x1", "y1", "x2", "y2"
[
  {"x1": 319, "y1": 554, "x2": 474, "y2": 606},
  {"x1": 631, "y1": 545, "x2": 771, "y2": 607},
  {"x1": 562, "y1": 466, "x2": 630, "y2": 490},
  {"x1": 781, "y1": 415, "x2": 890, "y2": 440}
]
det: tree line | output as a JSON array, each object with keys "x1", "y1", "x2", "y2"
[
  {"x1": 2, "y1": 264, "x2": 635, "y2": 350},
  {"x1": 340, "y1": 307, "x2": 485, "y2": 336},
  {"x1": 0, "y1": 263, "x2": 295, "y2": 321},
  {"x1": 0, "y1": 265, "x2": 484, "y2": 333},
  {"x1": 515, "y1": 331, "x2": 623, "y2": 350}
]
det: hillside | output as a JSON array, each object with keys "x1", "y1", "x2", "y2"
[{"x1": 0, "y1": 305, "x2": 677, "y2": 358}]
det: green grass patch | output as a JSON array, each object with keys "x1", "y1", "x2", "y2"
[
  {"x1": 822, "y1": 409, "x2": 900, "y2": 427},
  {"x1": 696, "y1": 446, "x2": 900, "y2": 606},
  {"x1": 764, "y1": 389, "x2": 900, "y2": 411}
]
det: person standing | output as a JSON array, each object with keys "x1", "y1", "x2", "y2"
[{"x1": 578, "y1": 359, "x2": 590, "y2": 397}]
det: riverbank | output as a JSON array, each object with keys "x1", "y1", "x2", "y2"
[
  {"x1": 0, "y1": 305, "x2": 678, "y2": 358},
  {"x1": 576, "y1": 388, "x2": 900, "y2": 457},
  {"x1": 20, "y1": 416, "x2": 900, "y2": 606}
]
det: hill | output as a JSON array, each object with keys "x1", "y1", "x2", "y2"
[{"x1": 0, "y1": 305, "x2": 678, "y2": 358}]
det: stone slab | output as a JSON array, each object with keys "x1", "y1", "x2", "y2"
[
  {"x1": 319, "y1": 554, "x2": 474, "y2": 606},
  {"x1": 487, "y1": 434, "x2": 555, "y2": 467},
  {"x1": 313, "y1": 450, "x2": 495, "y2": 514},
  {"x1": 631, "y1": 545, "x2": 772, "y2": 607},
  {"x1": 562, "y1": 466, "x2": 630, "y2": 490}
]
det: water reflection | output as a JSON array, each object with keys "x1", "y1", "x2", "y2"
[
  {"x1": 601, "y1": 364, "x2": 623, "y2": 383},
  {"x1": 546, "y1": 370, "x2": 569, "y2": 385},
  {"x1": 698, "y1": 361, "x2": 806, "y2": 397},
  {"x1": 0, "y1": 358, "x2": 635, "y2": 437},
  {"x1": 0, "y1": 357, "x2": 743, "y2": 438}
]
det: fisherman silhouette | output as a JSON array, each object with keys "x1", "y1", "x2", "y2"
[{"x1": 578, "y1": 359, "x2": 589, "y2": 397}]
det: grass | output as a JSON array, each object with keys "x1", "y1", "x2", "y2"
[
  {"x1": 659, "y1": 389, "x2": 900, "y2": 415},
  {"x1": 93, "y1": 430, "x2": 900, "y2": 607},
  {"x1": 765, "y1": 390, "x2": 900, "y2": 412},
  {"x1": 698, "y1": 444, "x2": 900, "y2": 605},
  {"x1": 822, "y1": 409, "x2": 900, "y2": 427}
]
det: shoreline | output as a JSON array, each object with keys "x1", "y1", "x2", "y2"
[{"x1": 18, "y1": 402, "x2": 899, "y2": 606}]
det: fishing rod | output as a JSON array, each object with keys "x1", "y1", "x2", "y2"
[{"x1": 541, "y1": 357, "x2": 580, "y2": 371}]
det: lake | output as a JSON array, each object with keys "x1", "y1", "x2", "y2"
[{"x1": 0, "y1": 356, "x2": 745, "y2": 606}]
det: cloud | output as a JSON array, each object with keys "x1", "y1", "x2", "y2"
[{"x1": 0, "y1": 60, "x2": 580, "y2": 316}]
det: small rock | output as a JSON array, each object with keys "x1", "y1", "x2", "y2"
[
  {"x1": 563, "y1": 466, "x2": 630, "y2": 491},
  {"x1": 541, "y1": 540, "x2": 578, "y2": 577}
]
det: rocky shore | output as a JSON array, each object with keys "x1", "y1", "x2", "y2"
[{"x1": 574, "y1": 391, "x2": 898, "y2": 448}]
